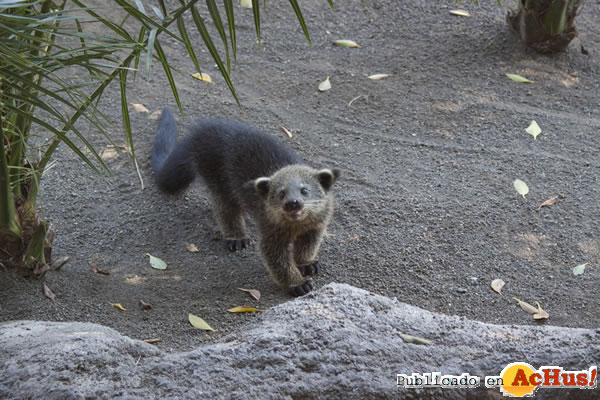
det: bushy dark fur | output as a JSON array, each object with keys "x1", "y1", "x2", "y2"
[{"x1": 152, "y1": 109, "x2": 339, "y2": 296}]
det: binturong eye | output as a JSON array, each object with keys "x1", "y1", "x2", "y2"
[
  {"x1": 300, "y1": 187, "x2": 309, "y2": 195},
  {"x1": 279, "y1": 190, "x2": 286, "y2": 200}
]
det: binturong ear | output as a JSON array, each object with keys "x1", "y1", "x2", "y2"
[
  {"x1": 316, "y1": 168, "x2": 340, "y2": 191},
  {"x1": 253, "y1": 177, "x2": 271, "y2": 197}
]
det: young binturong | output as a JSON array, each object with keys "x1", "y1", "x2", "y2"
[{"x1": 152, "y1": 108, "x2": 340, "y2": 296}]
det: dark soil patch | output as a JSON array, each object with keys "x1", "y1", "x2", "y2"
[{"x1": 1, "y1": 0, "x2": 599, "y2": 352}]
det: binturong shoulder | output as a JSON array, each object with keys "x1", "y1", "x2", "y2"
[{"x1": 246, "y1": 166, "x2": 340, "y2": 233}]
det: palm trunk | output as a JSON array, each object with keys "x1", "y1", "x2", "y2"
[
  {"x1": 0, "y1": 123, "x2": 52, "y2": 275},
  {"x1": 507, "y1": 0, "x2": 583, "y2": 53},
  {"x1": 0, "y1": 15, "x2": 54, "y2": 276}
]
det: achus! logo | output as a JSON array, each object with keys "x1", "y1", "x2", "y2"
[{"x1": 489, "y1": 362, "x2": 597, "y2": 397}]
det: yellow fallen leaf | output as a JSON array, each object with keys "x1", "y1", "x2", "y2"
[
  {"x1": 109, "y1": 302, "x2": 127, "y2": 311},
  {"x1": 491, "y1": 279, "x2": 505, "y2": 295},
  {"x1": 192, "y1": 72, "x2": 213, "y2": 83},
  {"x1": 280, "y1": 126, "x2": 293, "y2": 138},
  {"x1": 513, "y1": 179, "x2": 529, "y2": 199},
  {"x1": 228, "y1": 306, "x2": 265, "y2": 313},
  {"x1": 240, "y1": 0, "x2": 252, "y2": 8},
  {"x1": 368, "y1": 73, "x2": 392, "y2": 80},
  {"x1": 188, "y1": 313, "x2": 217, "y2": 331},
  {"x1": 525, "y1": 120, "x2": 541, "y2": 140},
  {"x1": 334, "y1": 39, "x2": 361, "y2": 48},
  {"x1": 449, "y1": 9, "x2": 471, "y2": 17},
  {"x1": 506, "y1": 73, "x2": 533, "y2": 83},
  {"x1": 318, "y1": 76, "x2": 331, "y2": 92},
  {"x1": 238, "y1": 288, "x2": 261, "y2": 301},
  {"x1": 131, "y1": 103, "x2": 149, "y2": 113},
  {"x1": 185, "y1": 243, "x2": 200, "y2": 253},
  {"x1": 512, "y1": 297, "x2": 538, "y2": 314}
]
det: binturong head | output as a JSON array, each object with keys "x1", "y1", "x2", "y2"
[{"x1": 251, "y1": 166, "x2": 340, "y2": 225}]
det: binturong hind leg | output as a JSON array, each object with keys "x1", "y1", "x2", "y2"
[{"x1": 207, "y1": 188, "x2": 249, "y2": 252}]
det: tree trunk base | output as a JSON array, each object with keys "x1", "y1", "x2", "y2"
[
  {"x1": 0, "y1": 211, "x2": 54, "y2": 277},
  {"x1": 507, "y1": 6, "x2": 578, "y2": 54}
]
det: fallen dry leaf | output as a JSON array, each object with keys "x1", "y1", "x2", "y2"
[
  {"x1": 318, "y1": 76, "x2": 331, "y2": 92},
  {"x1": 185, "y1": 243, "x2": 200, "y2": 253},
  {"x1": 334, "y1": 39, "x2": 361, "y2": 48},
  {"x1": 506, "y1": 73, "x2": 533, "y2": 83},
  {"x1": 513, "y1": 297, "x2": 538, "y2": 314},
  {"x1": 491, "y1": 278, "x2": 505, "y2": 295},
  {"x1": 145, "y1": 253, "x2": 167, "y2": 270},
  {"x1": 525, "y1": 120, "x2": 541, "y2": 140},
  {"x1": 149, "y1": 110, "x2": 162, "y2": 120},
  {"x1": 572, "y1": 263, "x2": 588, "y2": 276},
  {"x1": 131, "y1": 103, "x2": 149, "y2": 113},
  {"x1": 192, "y1": 72, "x2": 213, "y2": 83},
  {"x1": 228, "y1": 306, "x2": 265, "y2": 313},
  {"x1": 51, "y1": 256, "x2": 70, "y2": 271},
  {"x1": 280, "y1": 126, "x2": 293, "y2": 138},
  {"x1": 533, "y1": 301, "x2": 549, "y2": 320},
  {"x1": 188, "y1": 313, "x2": 217, "y2": 331},
  {"x1": 110, "y1": 302, "x2": 127, "y2": 311},
  {"x1": 538, "y1": 196, "x2": 557, "y2": 210},
  {"x1": 399, "y1": 333, "x2": 432, "y2": 345},
  {"x1": 238, "y1": 288, "x2": 261, "y2": 301},
  {"x1": 513, "y1": 179, "x2": 529, "y2": 199},
  {"x1": 143, "y1": 338, "x2": 161, "y2": 344},
  {"x1": 368, "y1": 73, "x2": 392, "y2": 80},
  {"x1": 43, "y1": 283, "x2": 56, "y2": 300},
  {"x1": 449, "y1": 9, "x2": 471, "y2": 17},
  {"x1": 90, "y1": 264, "x2": 110, "y2": 275},
  {"x1": 139, "y1": 300, "x2": 153, "y2": 311}
]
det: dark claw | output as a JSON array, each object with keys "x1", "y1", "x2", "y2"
[
  {"x1": 298, "y1": 261, "x2": 321, "y2": 277},
  {"x1": 226, "y1": 239, "x2": 249, "y2": 252},
  {"x1": 290, "y1": 280, "x2": 314, "y2": 297}
]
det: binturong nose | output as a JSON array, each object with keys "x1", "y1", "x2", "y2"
[{"x1": 284, "y1": 199, "x2": 303, "y2": 212}]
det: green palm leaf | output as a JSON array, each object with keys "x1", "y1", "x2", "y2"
[
  {"x1": 206, "y1": 0, "x2": 231, "y2": 72},
  {"x1": 288, "y1": 0, "x2": 311, "y2": 45},
  {"x1": 223, "y1": 0, "x2": 237, "y2": 63}
]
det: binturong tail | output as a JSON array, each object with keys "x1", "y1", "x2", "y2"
[{"x1": 152, "y1": 108, "x2": 197, "y2": 194}]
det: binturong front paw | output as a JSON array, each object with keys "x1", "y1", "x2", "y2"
[
  {"x1": 289, "y1": 280, "x2": 314, "y2": 297},
  {"x1": 226, "y1": 239, "x2": 249, "y2": 252},
  {"x1": 298, "y1": 261, "x2": 321, "y2": 277}
]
